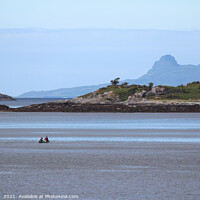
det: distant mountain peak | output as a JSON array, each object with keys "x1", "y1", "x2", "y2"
[
  {"x1": 152, "y1": 55, "x2": 178, "y2": 70},
  {"x1": 125, "y1": 55, "x2": 200, "y2": 87},
  {"x1": 158, "y1": 54, "x2": 178, "y2": 65},
  {"x1": 18, "y1": 55, "x2": 200, "y2": 98},
  {"x1": 159, "y1": 55, "x2": 178, "y2": 65}
]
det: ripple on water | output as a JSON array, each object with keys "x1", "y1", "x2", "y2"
[{"x1": 1, "y1": 136, "x2": 200, "y2": 143}]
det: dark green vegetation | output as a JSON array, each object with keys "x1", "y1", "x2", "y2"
[
  {"x1": 81, "y1": 84, "x2": 149, "y2": 101},
  {"x1": 81, "y1": 81, "x2": 200, "y2": 101},
  {"x1": 156, "y1": 82, "x2": 200, "y2": 100},
  {"x1": 110, "y1": 77, "x2": 120, "y2": 85}
]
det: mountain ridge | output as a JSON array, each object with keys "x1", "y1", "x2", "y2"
[
  {"x1": 124, "y1": 55, "x2": 200, "y2": 86},
  {"x1": 18, "y1": 55, "x2": 200, "y2": 98}
]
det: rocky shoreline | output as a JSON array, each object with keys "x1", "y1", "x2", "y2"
[
  {"x1": 1, "y1": 101, "x2": 200, "y2": 112},
  {"x1": 0, "y1": 105, "x2": 10, "y2": 111},
  {"x1": 1, "y1": 84, "x2": 200, "y2": 112},
  {"x1": 0, "y1": 93, "x2": 15, "y2": 101}
]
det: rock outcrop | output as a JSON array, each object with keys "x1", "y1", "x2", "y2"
[
  {"x1": 0, "y1": 93, "x2": 15, "y2": 101},
  {"x1": 8, "y1": 101, "x2": 200, "y2": 113},
  {"x1": 72, "y1": 91, "x2": 120, "y2": 104},
  {"x1": 124, "y1": 86, "x2": 166, "y2": 105},
  {"x1": 71, "y1": 85, "x2": 167, "y2": 105},
  {"x1": 1, "y1": 98, "x2": 200, "y2": 112},
  {"x1": 0, "y1": 105, "x2": 10, "y2": 111},
  {"x1": 150, "y1": 86, "x2": 166, "y2": 95}
]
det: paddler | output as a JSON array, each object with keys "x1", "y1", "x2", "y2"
[{"x1": 44, "y1": 136, "x2": 49, "y2": 142}]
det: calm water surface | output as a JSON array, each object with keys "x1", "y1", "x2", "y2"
[
  {"x1": 1, "y1": 112, "x2": 200, "y2": 200},
  {"x1": 0, "y1": 112, "x2": 200, "y2": 143}
]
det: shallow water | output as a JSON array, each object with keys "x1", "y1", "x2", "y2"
[
  {"x1": 2, "y1": 136, "x2": 200, "y2": 143},
  {"x1": 1, "y1": 112, "x2": 200, "y2": 129},
  {"x1": 0, "y1": 112, "x2": 200, "y2": 200},
  {"x1": 1, "y1": 112, "x2": 200, "y2": 144}
]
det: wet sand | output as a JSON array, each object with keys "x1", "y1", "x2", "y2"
[
  {"x1": 1, "y1": 112, "x2": 200, "y2": 200},
  {"x1": 1, "y1": 128, "x2": 200, "y2": 200}
]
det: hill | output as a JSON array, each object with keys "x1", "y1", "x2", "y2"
[
  {"x1": 18, "y1": 84, "x2": 107, "y2": 98},
  {"x1": 18, "y1": 55, "x2": 200, "y2": 98},
  {"x1": 72, "y1": 81, "x2": 200, "y2": 104},
  {"x1": 0, "y1": 93, "x2": 15, "y2": 101},
  {"x1": 125, "y1": 55, "x2": 200, "y2": 86}
]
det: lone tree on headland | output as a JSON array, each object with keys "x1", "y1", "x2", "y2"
[
  {"x1": 110, "y1": 77, "x2": 120, "y2": 85},
  {"x1": 149, "y1": 82, "x2": 153, "y2": 90}
]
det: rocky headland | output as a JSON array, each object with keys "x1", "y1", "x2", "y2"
[
  {"x1": 0, "y1": 93, "x2": 15, "y2": 101},
  {"x1": 0, "y1": 104, "x2": 10, "y2": 111},
  {"x1": 6, "y1": 100, "x2": 199, "y2": 112},
  {"x1": 1, "y1": 82, "x2": 200, "y2": 112}
]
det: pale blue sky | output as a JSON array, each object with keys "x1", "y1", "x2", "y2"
[
  {"x1": 0, "y1": 0, "x2": 200, "y2": 30},
  {"x1": 0, "y1": 0, "x2": 200, "y2": 96}
]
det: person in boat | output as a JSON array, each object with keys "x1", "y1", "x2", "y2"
[
  {"x1": 39, "y1": 137, "x2": 43, "y2": 142},
  {"x1": 44, "y1": 136, "x2": 49, "y2": 142}
]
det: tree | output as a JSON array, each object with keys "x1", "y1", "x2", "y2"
[
  {"x1": 110, "y1": 77, "x2": 120, "y2": 85},
  {"x1": 149, "y1": 82, "x2": 153, "y2": 90}
]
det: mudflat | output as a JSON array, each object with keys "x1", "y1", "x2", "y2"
[
  {"x1": 1, "y1": 130, "x2": 200, "y2": 200},
  {"x1": 1, "y1": 112, "x2": 200, "y2": 200}
]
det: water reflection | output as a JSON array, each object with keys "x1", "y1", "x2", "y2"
[{"x1": 1, "y1": 137, "x2": 200, "y2": 143}]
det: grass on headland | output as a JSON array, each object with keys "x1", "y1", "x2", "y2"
[
  {"x1": 80, "y1": 81, "x2": 200, "y2": 101},
  {"x1": 81, "y1": 84, "x2": 149, "y2": 101}
]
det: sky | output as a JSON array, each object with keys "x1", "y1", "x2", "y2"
[
  {"x1": 0, "y1": 0, "x2": 200, "y2": 96},
  {"x1": 1, "y1": 0, "x2": 200, "y2": 30}
]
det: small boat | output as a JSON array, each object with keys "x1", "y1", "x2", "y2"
[{"x1": 38, "y1": 140, "x2": 50, "y2": 143}]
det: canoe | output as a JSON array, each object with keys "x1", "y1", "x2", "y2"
[{"x1": 38, "y1": 141, "x2": 50, "y2": 143}]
